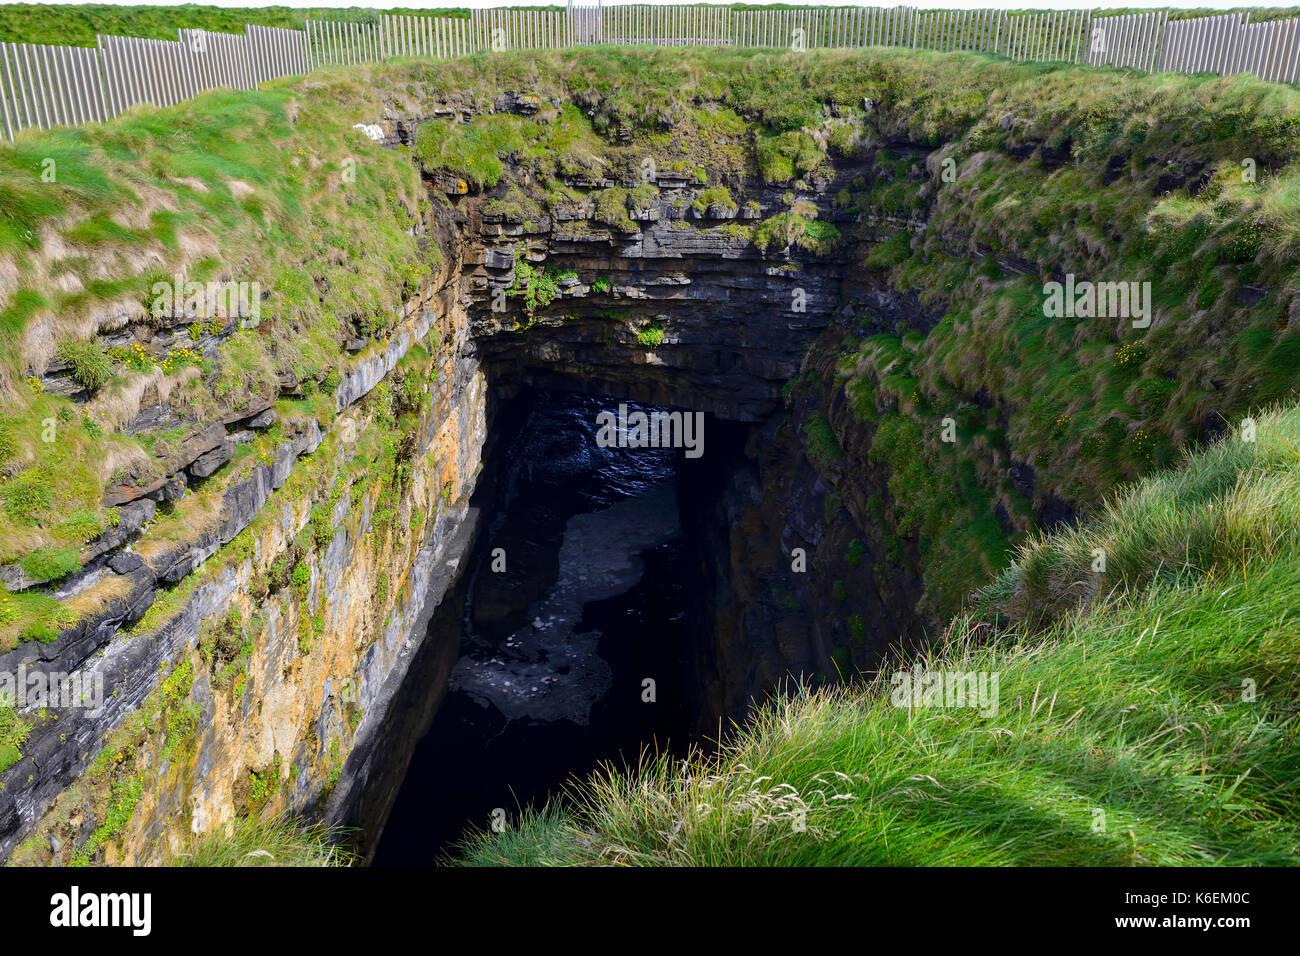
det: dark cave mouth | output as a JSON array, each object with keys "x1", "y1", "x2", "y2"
[{"x1": 363, "y1": 386, "x2": 750, "y2": 865}]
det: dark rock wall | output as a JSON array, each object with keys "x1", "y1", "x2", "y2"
[{"x1": 446, "y1": 161, "x2": 930, "y2": 729}]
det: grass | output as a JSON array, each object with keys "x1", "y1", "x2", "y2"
[
  {"x1": 0, "y1": 52, "x2": 436, "y2": 652},
  {"x1": 594, "y1": 186, "x2": 637, "y2": 233},
  {"x1": 979, "y1": 404, "x2": 1300, "y2": 625},
  {"x1": 416, "y1": 114, "x2": 530, "y2": 191},
  {"x1": 0, "y1": 700, "x2": 30, "y2": 772},
  {"x1": 55, "y1": 338, "x2": 113, "y2": 392},
  {"x1": 802, "y1": 413, "x2": 844, "y2": 468},
  {"x1": 174, "y1": 814, "x2": 352, "y2": 866},
  {"x1": 754, "y1": 207, "x2": 841, "y2": 254},
  {"x1": 71, "y1": 777, "x2": 143, "y2": 866},
  {"x1": 833, "y1": 68, "x2": 1300, "y2": 608},
  {"x1": 0, "y1": 4, "x2": 472, "y2": 47},
  {"x1": 691, "y1": 185, "x2": 737, "y2": 215},
  {"x1": 456, "y1": 404, "x2": 1300, "y2": 866},
  {"x1": 0, "y1": 586, "x2": 77, "y2": 648},
  {"x1": 18, "y1": 546, "x2": 81, "y2": 581}
]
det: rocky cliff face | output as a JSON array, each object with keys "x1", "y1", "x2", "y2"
[
  {"x1": 463, "y1": 188, "x2": 859, "y2": 419},
  {"x1": 444, "y1": 153, "x2": 932, "y2": 729},
  {"x1": 678, "y1": 388, "x2": 928, "y2": 728},
  {"x1": 2, "y1": 240, "x2": 489, "y2": 862}
]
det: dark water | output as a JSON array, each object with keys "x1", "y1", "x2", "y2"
[{"x1": 372, "y1": 393, "x2": 696, "y2": 865}]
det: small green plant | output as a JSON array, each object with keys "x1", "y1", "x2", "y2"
[
  {"x1": 291, "y1": 561, "x2": 311, "y2": 596},
  {"x1": 0, "y1": 701, "x2": 31, "y2": 772},
  {"x1": 507, "y1": 253, "x2": 562, "y2": 317},
  {"x1": 19, "y1": 546, "x2": 80, "y2": 581},
  {"x1": 847, "y1": 613, "x2": 866, "y2": 645},
  {"x1": 483, "y1": 185, "x2": 543, "y2": 223},
  {"x1": 309, "y1": 504, "x2": 335, "y2": 549},
  {"x1": 56, "y1": 338, "x2": 113, "y2": 391},
  {"x1": 594, "y1": 186, "x2": 636, "y2": 233},
  {"x1": 754, "y1": 210, "x2": 840, "y2": 255},
  {"x1": 827, "y1": 123, "x2": 862, "y2": 158},
  {"x1": 803, "y1": 414, "x2": 844, "y2": 468},
  {"x1": 107, "y1": 342, "x2": 157, "y2": 372},
  {"x1": 71, "y1": 777, "x2": 143, "y2": 866},
  {"x1": 160, "y1": 346, "x2": 203, "y2": 375},
  {"x1": 691, "y1": 186, "x2": 737, "y2": 215},
  {"x1": 1, "y1": 468, "x2": 53, "y2": 524},
  {"x1": 636, "y1": 321, "x2": 664, "y2": 349},
  {"x1": 247, "y1": 758, "x2": 282, "y2": 805}
]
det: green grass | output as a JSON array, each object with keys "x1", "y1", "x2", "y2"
[
  {"x1": 456, "y1": 404, "x2": 1300, "y2": 866},
  {"x1": 802, "y1": 413, "x2": 844, "y2": 468},
  {"x1": 56, "y1": 338, "x2": 113, "y2": 392},
  {"x1": 416, "y1": 114, "x2": 530, "y2": 191},
  {"x1": 19, "y1": 546, "x2": 82, "y2": 581},
  {"x1": 0, "y1": 586, "x2": 77, "y2": 647},
  {"x1": 483, "y1": 184, "x2": 543, "y2": 223},
  {"x1": 0, "y1": 700, "x2": 30, "y2": 772},
  {"x1": 756, "y1": 129, "x2": 823, "y2": 182},
  {"x1": 0, "y1": 52, "x2": 435, "y2": 652},
  {"x1": 175, "y1": 813, "x2": 352, "y2": 866},
  {"x1": 0, "y1": 4, "x2": 472, "y2": 47},
  {"x1": 691, "y1": 185, "x2": 737, "y2": 214},
  {"x1": 979, "y1": 403, "x2": 1300, "y2": 629},
  {"x1": 71, "y1": 777, "x2": 143, "y2": 866},
  {"x1": 753, "y1": 205, "x2": 841, "y2": 255}
]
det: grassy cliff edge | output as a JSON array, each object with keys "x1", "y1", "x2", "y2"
[{"x1": 457, "y1": 405, "x2": 1300, "y2": 866}]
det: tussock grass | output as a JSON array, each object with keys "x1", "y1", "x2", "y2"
[
  {"x1": 1258, "y1": 177, "x2": 1300, "y2": 260},
  {"x1": 175, "y1": 813, "x2": 351, "y2": 867},
  {"x1": 981, "y1": 404, "x2": 1300, "y2": 628},
  {"x1": 456, "y1": 403, "x2": 1300, "y2": 866}
]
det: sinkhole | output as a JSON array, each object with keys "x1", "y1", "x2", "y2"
[{"x1": 354, "y1": 389, "x2": 748, "y2": 864}]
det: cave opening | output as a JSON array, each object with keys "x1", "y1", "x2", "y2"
[{"x1": 358, "y1": 387, "x2": 749, "y2": 865}]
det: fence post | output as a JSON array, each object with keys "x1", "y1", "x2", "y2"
[
  {"x1": 0, "y1": 44, "x2": 16, "y2": 140},
  {"x1": 8, "y1": 43, "x2": 31, "y2": 131}
]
